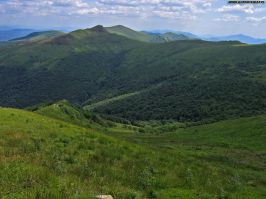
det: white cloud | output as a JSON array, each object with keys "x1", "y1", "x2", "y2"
[
  {"x1": 214, "y1": 14, "x2": 240, "y2": 22},
  {"x1": 217, "y1": 4, "x2": 254, "y2": 14},
  {"x1": 246, "y1": 16, "x2": 266, "y2": 24},
  {"x1": 0, "y1": 0, "x2": 215, "y2": 19},
  {"x1": 95, "y1": 0, "x2": 214, "y2": 19}
]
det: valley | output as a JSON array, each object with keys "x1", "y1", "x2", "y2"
[
  {"x1": 0, "y1": 25, "x2": 266, "y2": 199},
  {"x1": 0, "y1": 102, "x2": 265, "y2": 198},
  {"x1": 1, "y1": 26, "x2": 266, "y2": 122}
]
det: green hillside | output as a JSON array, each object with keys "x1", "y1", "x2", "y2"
[
  {"x1": 0, "y1": 104, "x2": 265, "y2": 198},
  {"x1": 161, "y1": 32, "x2": 192, "y2": 41},
  {"x1": 0, "y1": 25, "x2": 143, "y2": 107},
  {"x1": 1, "y1": 25, "x2": 266, "y2": 122},
  {"x1": 11, "y1": 31, "x2": 64, "y2": 42},
  {"x1": 33, "y1": 100, "x2": 116, "y2": 128},
  {"x1": 107, "y1": 114, "x2": 266, "y2": 198},
  {"x1": 105, "y1": 25, "x2": 193, "y2": 43},
  {"x1": 33, "y1": 100, "x2": 92, "y2": 126},
  {"x1": 105, "y1": 25, "x2": 161, "y2": 43},
  {"x1": 0, "y1": 107, "x2": 149, "y2": 198}
]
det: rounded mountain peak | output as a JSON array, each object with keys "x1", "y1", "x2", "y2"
[{"x1": 89, "y1": 25, "x2": 107, "y2": 33}]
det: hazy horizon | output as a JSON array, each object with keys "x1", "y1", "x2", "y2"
[
  {"x1": 1, "y1": 24, "x2": 266, "y2": 39},
  {"x1": 1, "y1": 0, "x2": 266, "y2": 38}
]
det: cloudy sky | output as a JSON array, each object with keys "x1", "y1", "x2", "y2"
[{"x1": 1, "y1": 0, "x2": 266, "y2": 37}]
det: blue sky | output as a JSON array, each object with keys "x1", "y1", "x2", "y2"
[{"x1": 1, "y1": 0, "x2": 266, "y2": 37}]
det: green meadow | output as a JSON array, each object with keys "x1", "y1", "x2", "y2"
[{"x1": 0, "y1": 103, "x2": 265, "y2": 199}]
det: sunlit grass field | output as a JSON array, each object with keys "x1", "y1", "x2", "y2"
[{"x1": 0, "y1": 104, "x2": 265, "y2": 198}]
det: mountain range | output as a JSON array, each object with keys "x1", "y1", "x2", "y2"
[
  {"x1": 0, "y1": 28, "x2": 36, "y2": 41},
  {"x1": 201, "y1": 34, "x2": 266, "y2": 45},
  {"x1": 1, "y1": 25, "x2": 266, "y2": 122},
  {"x1": 1, "y1": 24, "x2": 266, "y2": 198},
  {"x1": 1, "y1": 25, "x2": 266, "y2": 44}
]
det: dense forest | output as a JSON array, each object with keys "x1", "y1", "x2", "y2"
[{"x1": 1, "y1": 25, "x2": 266, "y2": 122}]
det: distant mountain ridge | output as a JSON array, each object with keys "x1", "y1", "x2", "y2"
[
  {"x1": 8, "y1": 25, "x2": 197, "y2": 44},
  {"x1": 145, "y1": 29, "x2": 200, "y2": 39},
  {"x1": 146, "y1": 29, "x2": 266, "y2": 44},
  {"x1": 10, "y1": 30, "x2": 64, "y2": 42},
  {"x1": 6, "y1": 25, "x2": 266, "y2": 44},
  {"x1": 0, "y1": 28, "x2": 36, "y2": 41},
  {"x1": 201, "y1": 34, "x2": 266, "y2": 44}
]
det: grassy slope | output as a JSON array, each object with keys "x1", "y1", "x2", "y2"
[
  {"x1": 105, "y1": 25, "x2": 158, "y2": 43},
  {"x1": 0, "y1": 107, "x2": 160, "y2": 198},
  {"x1": 107, "y1": 115, "x2": 266, "y2": 198},
  {"x1": 106, "y1": 26, "x2": 193, "y2": 43},
  {"x1": 1, "y1": 103, "x2": 266, "y2": 198},
  {"x1": 109, "y1": 114, "x2": 266, "y2": 151},
  {"x1": 34, "y1": 100, "x2": 116, "y2": 129},
  {"x1": 35, "y1": 100, "x2": 92, "y2": 126}
]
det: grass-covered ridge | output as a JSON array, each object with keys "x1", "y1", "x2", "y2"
[
  {"x1": 10, "y1": 31, "x2": 64, "y2": 42},
  {"x1": 105, "y1": 25, "x2": 194, "y2": 43},
  {"x1": 0, "y1": 104, "x2": 266, "y2": 198}
]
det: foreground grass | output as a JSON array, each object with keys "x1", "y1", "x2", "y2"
[
  {"x1": 106, "y1": 116, "x2": 266, "y2": 198},
  {"x1": 0, "y1": 107, "x2": 266, "y2": 198},
  {"x1": 0, "y1": 108, "x2": 151, "y2": 198}
]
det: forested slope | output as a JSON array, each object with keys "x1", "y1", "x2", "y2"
[{"x1": 1, "y1": 26, "x2": 266, "y2": 122}]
